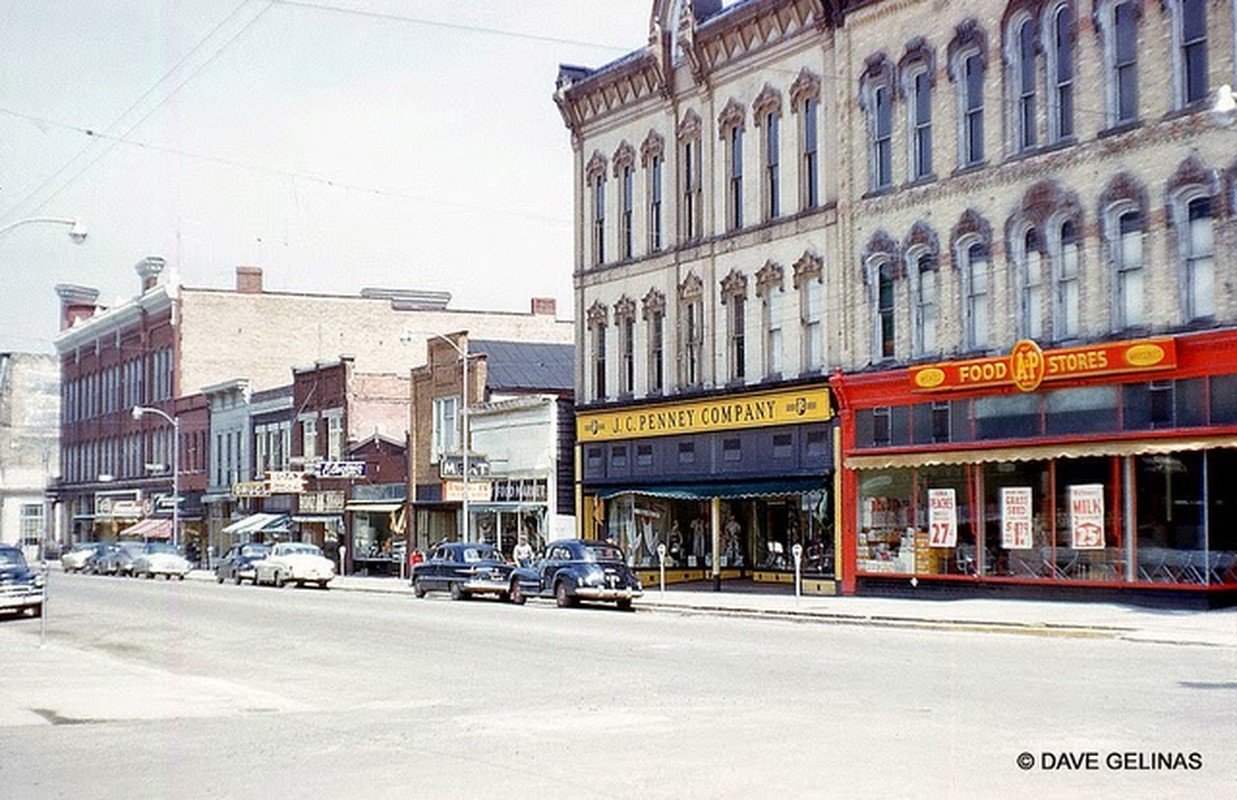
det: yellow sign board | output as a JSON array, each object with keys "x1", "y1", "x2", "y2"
[{"x1": 576, "y1": 386, "x2": 831, "y2": 443}]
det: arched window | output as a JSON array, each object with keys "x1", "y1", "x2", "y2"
[
  {"x1": 1019, "y1": 227, "x2": 1044, "y2": 340},
  {"x1": 1045, "y1": 2, "x2": 1074, "y2": 142},
  {"x1": 1052, "y1": 218, "x2": 1081, "y2": 339},
  {"x1": 1009, "y1": 14, "x2": 1037, "y2": 152},
  {"x1": 860, "y1": 55, "x2": 895, "y2": 191},
  {"x1": 961, "y1": 241, "x2": 991, "y2": 350}
]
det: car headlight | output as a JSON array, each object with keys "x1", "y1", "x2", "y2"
[{"x1": 33, "y1": 574, "x2": 45, "y2": 589}]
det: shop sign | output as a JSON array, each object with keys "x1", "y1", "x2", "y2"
[
  {"x1": 95, "y1": 490, "x2": 141, "y2": 518},
  {"x1": 267, "y1": 471, "x2": 307, "y2": 494},
  {"x1": 300, "y1": 490, "x2": 345, "y2": 514},
  {"x1": 1069, "y1": 484, "x2": 1105, "y2": 550},
  {"x1": 1000, "y1": 487, "x2": 1033, "y2": 550},
  {"x1": 439, "y1": 454, "x2": 490, "y2": 479},
  {"x1": 491, "y1": 478, "x2": 548, "y2": 503},
  {"x1": 442, "y1": 480, "x2": 493, "y2": 502},
  {"x1": 314, "y1": 461, "x2": 366, "y2": 479},
  {"x1": 910, "y1": 338, "x2": 1176, "y2": 394},
  {"x1": 927, "y1": 488, "x2": 957, "y2": 548},
  {"x1": 233, "y1": 481, "x2": 270, "y2": 498},
  {"x1": 577, "y1": 386, "x2": 831, "y2": 443}
]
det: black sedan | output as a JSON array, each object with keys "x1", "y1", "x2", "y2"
[
  {"x1": 509, "y1": 539, "x2": 642, "y2": 610},
  {"x1": 214, "y1": 542, "x2": 272, "y2": 585},
  {"x1": 411, "y1": 542, "x2": 514, "y2": 601}
]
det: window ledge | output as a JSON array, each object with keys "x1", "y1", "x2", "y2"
[{"x1": 1098, "y1": 120, "x2": 1142, "y2": 139}]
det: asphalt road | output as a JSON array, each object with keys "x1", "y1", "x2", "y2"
[{"x1": 0, "y1": 572, "x2": 1232, "y2": 799}]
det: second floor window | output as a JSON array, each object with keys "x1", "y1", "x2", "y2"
[
  {"x1": 764, "y1": 289, "x2": 783, "y2": 377},
  {"x1": 618, "y1": 314, "x2": 635, "y2": 395},
  {"x1": 327, "y1": 414, "x2": 343, "y2": 460},
  {"x1": 591, "y1": 177, "x2": 606, "y2": 265},
  {"x1": 1183, "y1": 196, "x2": 1214, "y2": 321},
  {"x1": 682, "y1": 139, "x2": 702, "y2": 241},
  {"x1": 683, "y1": 298, "x2": 703, "y2": 386},
  {"x1": 914, "y1": 254, "x2": 937, "y2": 356},
  {"x1": 728, "y1": 295, "x2": 746, "y2": 381},
  {"x1": 1114, "y1": 209, "x2": 1144, "y2": 330},
  {"x1": 592, "y1": 321, "x2": 607, "y2": 399},
  {"x1": 301, "y1": 418, "x2": 318, "y2": 461},
  {"x1": 876, "y1": 262, "x2": 896, "y2": 360},
  {"x1": 964, "y1": 243, "x2": 990, "y2": 349},
  {"x1": 1055, "y1": 220, "x2": 1080, "y2": 340},
  {"x1": 431, "y1": 397, "x2": 459, "y2": 463},
  {"x1": 1020, "y1": 229, "x2": 1044, "y2": 340},
  {"x1": 647, "y1": 308, "x2": 664, "y2": 394},
  {"x1": 802, "y1": 286, "x2": 822, "y2": 372}
]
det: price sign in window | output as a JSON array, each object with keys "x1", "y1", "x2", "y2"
[{"x1": 927, "y1": 488, "x2": 957, "y2": 547}]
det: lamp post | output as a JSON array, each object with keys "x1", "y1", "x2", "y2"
[
  {"x1": 132, "y1": 405, "x2": 179, "y2": 548},
  {"x1": 0, "y1": 216, "x2": 88, "y2": 243}
]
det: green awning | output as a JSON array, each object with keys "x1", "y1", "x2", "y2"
[{"x1": 595, "y1": 477, "x2": 825, "y2": 501}]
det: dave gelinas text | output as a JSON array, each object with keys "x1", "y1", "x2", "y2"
[{"x1": 1022, "y1": 751, "x2": 1203, "y2": 771}]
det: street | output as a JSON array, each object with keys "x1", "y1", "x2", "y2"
[{"x1": 0, "y1": 573, "x2": 1232, "y2": 799}]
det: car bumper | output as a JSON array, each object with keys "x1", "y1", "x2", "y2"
[
  {"x1": 0, "y1": 588, "x2": 44, "y2": 609},
  {"x1": 292, "y1": 571, "x2": 334, "y2": 582},
  {"x1": 573, "y1": 586, "x2": 642, "y2": 601},
  {"x1": 462, "y1": 577, "x2": 509, "y2": 594}
]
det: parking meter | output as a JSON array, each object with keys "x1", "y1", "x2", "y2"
[
  {"x1": 792, "y1": 542, "x2": 803, "y2": 599},
  {"x1": 657, "y1": 543, "x2": 667, "y2": 595}
]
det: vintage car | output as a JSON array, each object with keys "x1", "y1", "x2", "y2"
[
  {"x1": 411, "y1": 542, "x2": 513, "y2": 601},
  {"x1": 214, "y1": 542, "x2": 272, "y2": 585},
  {"x1": 509, "y1": 539, "x2": 642, "y2": 609},
  {"x1": 131, "y1": 542, "x2": 192, "y2": 580},
  {"x1": 61, "y1": 541, "x2": 108, "y2": 573},
  {"x1": 92, "y1": 541, "x2": 147, "y2": 576},
  {"x1": 0, "y1": 545, "x2": 44, "y2": 618},
  {"x1": 252, "y1": 542, "x2": 335, "y2": 589}
]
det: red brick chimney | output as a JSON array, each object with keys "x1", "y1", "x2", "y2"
[
  {"x1": 236, "y1": 266, "x2": 263, "y2": 294},
  {"x1": 135, "y1": 256, "x2": 165, "y2": 293},
  {"x1": 54, "y1": 284, "x2": 100, "y2": 330},
  {"x1": 531, "y1": 297, "x2": 557, "y2": 316}
]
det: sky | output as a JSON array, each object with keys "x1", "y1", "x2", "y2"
[{"x1": 0, "y1": 0, "x2": 652, "y2": 353}]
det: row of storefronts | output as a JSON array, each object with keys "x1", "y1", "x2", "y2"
[{"x1": 577, "y1": 330, "x2": 1237, "y2": 607}]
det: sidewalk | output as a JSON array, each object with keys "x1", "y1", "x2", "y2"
[{"x1": 184, "y1": 568, "x2": 1237, "y2": 648}]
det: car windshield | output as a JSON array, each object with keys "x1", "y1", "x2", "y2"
[
  {"x1": 240, "y1": 545, "x2": 270, "y2": 557},
  {"x1": 0, "y1": 550, "x2": 26, "y2": 568},
  {"x1": 461, "y1": 547, "x2": 496, "y2": 563},
  {"x1": 118, "y1": 542, "x2": 147, "y2": 555},
  {"x1": 279, "y1": 544, "x2": 322, "y2": 557},
  {"x1": 144, "y1": 543, "x2": 178, "y2": 555},
  {"x1": 584, "y1": 545, "x2": 624, "y2": 562},
  {"x1": 70, "y1": 543, "x2": 97, "y2": 552}
]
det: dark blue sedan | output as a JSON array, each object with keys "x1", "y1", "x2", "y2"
[
  {"x1": 411, "y1": 542, "x2": 514, "y2": 601},
  {"x1": 509, "y1": 539, "x2": 642, "y2": 610}
]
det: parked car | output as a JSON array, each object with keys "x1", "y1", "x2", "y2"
[
  {"x1": 410, "y1": 542, "x2": 514, "y2": 601},
  {"x1": 61, "y1": 542, "x2": 107, "y2": 573},
  {"x1": 92, "y1": 541, "x2": 147, "y2": 576},
  {"x1": 131, "y1": 542, "x2": 192, "y2": 580},
  {"x1": 509, "y1": 539, "x2": 642, "y2": 609},
  {"x1": 215, "y1": 542, "x2": 272, "y2": 585},
  {"x1": 252, "y1": 542, "x2": 335, "y2": 589},
  {"x1": 0, "y1": 545, "x2": 44, "y2": 618}
]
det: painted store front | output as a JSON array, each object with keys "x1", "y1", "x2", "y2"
[
  {"x1": 577, "y1": 384, "x2": 837, "y2": 592},
  {"x1": 831, "y1": 332, "x2": 1237, "y2": 607}
]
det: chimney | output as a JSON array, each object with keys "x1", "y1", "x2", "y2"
[
  {"x1": 236, "y1": 266, "x2": 263, "y2": 294},
  {"x1": 135, "y1": 256, "x2": 166, "y2": 293},
  {"x1": 531, "y1": 297, "x2": 557, "y2": 317},
  {"x1": 54, "y1": 284, "x2": 100, "y2": 330}
]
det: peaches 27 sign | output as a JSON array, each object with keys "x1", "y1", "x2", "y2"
[{"x1": 910, "y1": 338, "x2": 1176, "y2": 394}]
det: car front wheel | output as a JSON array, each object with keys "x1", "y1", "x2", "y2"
[
  {"x1": 274, "y1": 572, "x2": 285, "y2": 588},
  {"x1": 449, "y1": 581, "x2": 465, "y2": 601},
  {"x1": 234, "y1": 572, "x2": 243, "y2": 586},
  {"x1": 412, "y1": 579, "x2": 426, "y2": 598},
  {"x1": 510, "y1": 579, "x2": 526, "y2": 606},
  {"x1": 616, "y1": 599, "x2": 633, "y2": 611}
]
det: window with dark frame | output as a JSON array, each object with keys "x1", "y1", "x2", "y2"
[
  {"x1": 1180, "y1": 0, "x2": 1208, "y2": 106},
  {"x1": 620, "y1": 166, "x2": 633, "y2": 260},
  {"x1": 873, "y1": 406, "x2": 892, "y2": 446},
  {"x1": 872, "y1": 84, "x2": 892, "y2": 189},
  {"x1": 650, "y1": 153, "x2": 663, "y2": 251},
  {"x1": 1114, "y1": 1, "x2": 1138, "y2": 124},
  {"x1": 963, "y1": 51, "x2": 985, "y2": 165},
  {"x1": 1050, "y1": 4, "x2": 1074, "y2": 141},
  {"x1": 729, "y1": 126, "x2": 744, "y2": 230},
  {"x1": 765, "y1": 112, "x2": 780, "y2": 219},
  {"x1": 803, "y1": 96, "x2": 819, "y2": 209}
]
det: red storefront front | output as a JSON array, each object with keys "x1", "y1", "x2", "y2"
[{"x1": 831, "y1": 330, "x2": 1237, "y2": 607}]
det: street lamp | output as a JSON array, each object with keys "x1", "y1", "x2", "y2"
[
  {"x1": 402, "y1": 330, "x2": 474, "y2": 542},
  {"x1": 132, "y1": 405, "x2": 179, "y2": 548},
  {"x1": 0, "y1": 216, "x2": 88, "y2": 243}
]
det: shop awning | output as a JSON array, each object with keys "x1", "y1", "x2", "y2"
[
  {"x1": 221, "y1": 513, "x2": 290, "y2": 536},
  {"x1": 291, "y1": 515, "x2": 342, "y2": 523},
  {"x1": 596, "y1": 477, "x2": 826, "y2": 501},
  {"x1": 843, "y1": 434, "x2": 1237, "y2": 471},
  {"x1": 344, "y1": 502, "x2": 403, "y2": 512},
  {"x1": 118, "y1": 518, "x2": 172, "y2": 540}
]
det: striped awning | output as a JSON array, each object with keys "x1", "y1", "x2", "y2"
[
  {"x1": 118, "y1": 518, "x2": 172, "y2": 540},
  {"x1": 221, "y1": 513, "x2": 290, "y2": 536}
]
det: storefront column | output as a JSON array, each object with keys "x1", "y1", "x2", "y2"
[
  {"x1": 1123, "y1": 456, "x2": 1136, "y2": 582},
  {"x1": 711, "y1": 496, "x2": 722, "y2": 591},
  {"x1": 833, "y1": 426, "x2": 844, "y2": 587}
]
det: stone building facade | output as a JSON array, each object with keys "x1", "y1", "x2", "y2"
[{"x1": 557, "y1": 0, "x2": 1237, "y2": 603}]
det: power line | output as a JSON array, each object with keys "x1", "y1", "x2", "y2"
[
  {"x1": 3, "y1": 0, "x2": 275, "y2": 224},
  {"x1": 0, "y1": 105, "x2": 571, "y2": 226},
  {"x1": 272, "y1": 0, "x2": 631, "y2": 52}
]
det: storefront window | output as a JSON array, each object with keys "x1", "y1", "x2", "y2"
[
  {"x1": 858, "y1": 469, "x2": 914, "y2": 574},
  {"x1": 1207, "y1": 450, "x2": 1237, "y2": 585},
  {"x1": 1136, "y1": 451, "x2": 1204, "y2": 583},
  {"x1": 1053, "y1": 457, "x2": 1118, "y2": 581},
  {"x1": 914, "y1": 464, "x2": 971, "y2": 576},
  {"x1": 981, "y1": 461, "x2": 1051, "y2": 578}
]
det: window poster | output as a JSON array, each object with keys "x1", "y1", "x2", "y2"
[
  {"x1": 1000, "y1": 487, "x2": 1033, "y2": 550},
  {"x1": 1069, "y1": 484, "x2": 1105, "y2": 550},
  {"x1": 927, "y1": 488, "x2": 957, "y2": 548}
]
